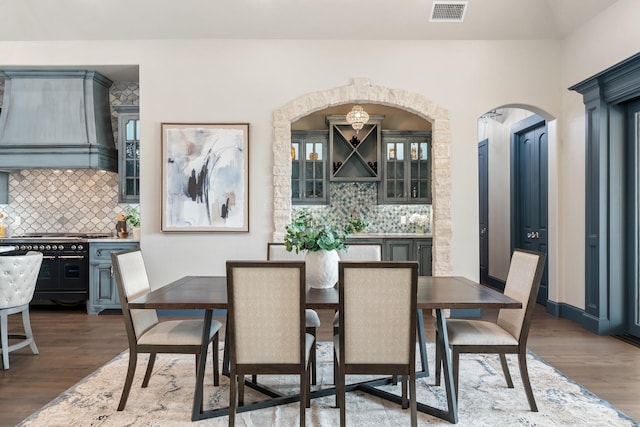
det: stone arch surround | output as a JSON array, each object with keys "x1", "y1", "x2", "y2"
[{"x1": 272, "y1": 78, "x2": 452, "y2": 275}]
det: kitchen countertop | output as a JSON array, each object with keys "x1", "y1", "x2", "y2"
[
  {"x1": 348, "y1": 232, "x2": 432, "y2": 239},
  {"x1": 87, "y1": 237, "x2": 140, "y2": 243}
]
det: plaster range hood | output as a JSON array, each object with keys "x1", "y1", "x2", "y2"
[{"x1": 0, "y1": 69, "x2": 117, "y2": 172}]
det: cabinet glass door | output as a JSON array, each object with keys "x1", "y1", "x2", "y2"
[
  {"x1": 124, "y1": 118, "x2": 141, "y2": 199},
  {"x1": 291, "y1": 142, "x2": 300, "y2": 199},
  {"x1": 409, "y1": 141, "x2": 431, "y2": 200},
  {"x1": 385, "y1": 141, "x2": 405, "y2": 199},
  {"x1": 305, "y1": 142, "x2": 324, "y2": 199}
]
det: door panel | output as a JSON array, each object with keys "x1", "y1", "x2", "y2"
[
  {"x1": 627, "y1": 100, "x2": 640, "y2": 338},
  {"x1": 478, "y1": 139, "x2": 489, "y2": 284},
  {"x1": 513, "y1": 117, "x2": 548, "y2": 304}
]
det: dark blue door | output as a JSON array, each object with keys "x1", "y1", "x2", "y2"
[
  {"x1": 512, "y1": 116, "x2": 548, "y2": 304},
  {"x1": 478, "y1": 139, "x2": 489, "y2": 284}
]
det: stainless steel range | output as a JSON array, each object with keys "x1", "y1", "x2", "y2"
[{"x1": 0, "y1": 233, "x2": 110, "y2": 305}]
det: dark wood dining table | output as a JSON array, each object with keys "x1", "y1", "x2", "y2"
[{"x1": 128, "y1": 275, "x2": 521, "y2": 423}]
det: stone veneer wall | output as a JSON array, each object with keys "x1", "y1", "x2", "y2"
[
  {"x1": 0, "y1": 80, "x2": 139, "y2": 236},
  {"x1": 273, "y1": 78, "x2": 452, "y2": 275}
]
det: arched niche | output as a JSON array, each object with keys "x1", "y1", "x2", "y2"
[{"x1": 272, "y1": 78, "x2": 452, "y2": 275}]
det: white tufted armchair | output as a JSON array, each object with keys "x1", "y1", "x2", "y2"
[{"x1": 0, "y1": 251, "x2": 43, "y2": 369}]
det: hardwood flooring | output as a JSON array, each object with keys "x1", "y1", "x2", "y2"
[{"x1": 1, "y1": 304, "x2": 639, "y2": 426}]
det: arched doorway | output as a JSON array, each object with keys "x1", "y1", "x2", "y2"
[{"x1": 271, "y1": 78, "x2": 453, "y2": 275}]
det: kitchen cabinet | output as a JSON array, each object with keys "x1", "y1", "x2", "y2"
[
  {"x1": 291, "y1": 130, "x2": 329, "y2": 204},
  {"x1": 88, "y1": 241, "x2": 139, "y2": 315},
  {"x1": 115, "y1": 106, "x2": 140, "y2": 203},
  {"x1": 383, "y1": 238, "x2": 432, "y2": 276},
  {"x1": 0, "y1": 172, "x2": 8, "y2": 204},
  {"x1": 379, "y1": 130, "x2": 432, "y2": 204},
  {"x1": 327, "y1": 115, "x2": 383, "y2": 182}
]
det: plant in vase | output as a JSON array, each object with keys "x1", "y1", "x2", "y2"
[
  {"x1": 409, "y1": 213, "x2": 429, "y2": 234},
  {"x1": 344, "y1": 217, "x2": 371, "y2": 235},
  {"x1": 125, "y1": 207, "x2": 141, "y2": 240},
  {"x1": 284, "y1": 209, "x2": 348, "y2": 289}
]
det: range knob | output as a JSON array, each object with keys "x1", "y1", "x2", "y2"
[
  {"x1": 20, "y1": 245, "x2": 26, "y2": 250},
  {"x1": 71, "y1": 245, "x2": 76, "y2": 250},
  {"x1": 77, "y1": 244, "x2": 84, "y2": 251},
  {"x1": 26, "y1": 245, "x2": 32, "y2": 250},
  {"x1": 39, "y1": 245, "x2": 45, "y2": 251},
  {"x1": 57, "y1": 245, "x2": 64, "y2": 250},
  {"x1": 45, "y1": 245, "x2": 51, "y2": 250}
]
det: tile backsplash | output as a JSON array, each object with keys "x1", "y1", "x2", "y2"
[
  {"x1": 0, "y1": 169, "x2": 135, "y2": 236},
  {"x1": 293, "y1": 182, "x2": 432, "y2": 233}
]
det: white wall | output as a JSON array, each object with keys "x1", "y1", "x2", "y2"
[
  {"x1": 559, "y1": 0, "x2": 640, "y2": 307},
  {"x1": 0, "y1": 39, "x2": 562, "y2": 288}
]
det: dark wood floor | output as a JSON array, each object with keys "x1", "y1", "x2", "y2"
[{"x1": 1, "y1": 304, "x2": 639, "y2": 426}]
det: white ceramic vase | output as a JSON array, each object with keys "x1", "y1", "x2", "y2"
[
  {"x1": 305, "y1": 249, "x2": 340, "y2": 289},
  {"x1": 131, "y1": 227, "x2": 141, "y2": 240}
]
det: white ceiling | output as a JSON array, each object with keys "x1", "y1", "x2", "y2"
[{"x1": 0, "y1": 0, "x2": 619, "y2": 42}]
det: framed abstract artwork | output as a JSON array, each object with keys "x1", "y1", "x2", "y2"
[{"x1": 161, "y1": 123, "x2": 249, "y2": 232}]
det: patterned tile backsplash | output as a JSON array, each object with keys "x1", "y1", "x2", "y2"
[
  {"x1": 0, "y1": 169, "x2": 136, "y2": 237},
  {"x1": 293, "y1": 182, "x2": 432, "y2": 233}
]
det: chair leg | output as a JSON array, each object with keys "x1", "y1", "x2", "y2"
[
  {"x1": 21, "y1": 308, "x2": 38, "y2": 354},
  {"x1": 141, "y1": 353, "x2": 157, "y2": 388},
  {"x1": 118, "y1": 350, "x2": 138, "y2": 411},
  {"x1": 307, "y1": 326, "x2": 317, "y2": 385},
  {"x1": 401, "y1": 374, "x2": 408, "y2": 409},
  {"x1": 229, "y1": 370, "x2": 237, "y2": 427},
  {"x1": 1, "y1": 312, "x2": 9, "y2": 369},
  {"x1": 238, "y1": 374, "x2": 245, "y2": 406},
  {"x1": 337, "y1": 364, "x2": 346, "y2": 427},
  {"x1": 409, "y1": 371, "x2": 417, "y2": 427},
  {"x1": 518, "y1": 350, "x2": 538, "y2": 412},
  {"x1": 499, "y1": 353, "x2": 514, "y2": 388},
  {"x1": 213, "y1": 335, "x2": 220, "y2": 386},
  {"x1": 300, "y1": 366, "x2": 308, "y2": 427}
]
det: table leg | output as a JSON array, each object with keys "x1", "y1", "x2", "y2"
[
  {"x1": 435, "y1": 308, "x2": 458, "y2": 423},
  {"x1": 192, "y1": 309, "x2": 213, "y2": 421},
  {"x1": 416, "y1": 309, "x2": 429, "y2": 375}
]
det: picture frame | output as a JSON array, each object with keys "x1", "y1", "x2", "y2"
[{"x1": 161, "y1": 123, "x2": 249, "y2": 232}]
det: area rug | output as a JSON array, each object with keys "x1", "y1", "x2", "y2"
[{"x1": 19, "y1": 342, "x2": 638, "y2": 426}]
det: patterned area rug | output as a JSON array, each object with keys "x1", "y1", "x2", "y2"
[{"x1": 19, "y1": 342, "x2": 638, "y2": 426}]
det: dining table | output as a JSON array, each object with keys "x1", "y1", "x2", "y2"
[{"x1": 128, "y1": 275, "x2": 521, "y2": 423}]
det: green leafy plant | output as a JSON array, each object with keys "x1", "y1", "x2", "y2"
[
  {"x1": 345, "y1": 217, "x2": 371, "y2": 234},
  {"x1": 284, "y1": 209, "x2": 348, "y2": 253},
  {"x1": 125, "y1": 207, "x2": 140, "y2": 228}
]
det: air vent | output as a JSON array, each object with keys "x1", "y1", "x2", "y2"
[{"x1": 430, "y1": 1, "x2": 468, "y2": 22}]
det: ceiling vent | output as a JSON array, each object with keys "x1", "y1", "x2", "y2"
[{"x1": 430, "y1": 1, "x2": 468, "y2": 23}]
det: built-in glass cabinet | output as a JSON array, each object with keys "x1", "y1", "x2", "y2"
[
  {"x1": 379, "y1": 130, "x2": 432, "y2": 204},
  {"x1": 115, "y1": 106, "x2": 140, "y2": 203},
  {"x1": 291, "y1": 130, "x2": 329, "y2": 204}
]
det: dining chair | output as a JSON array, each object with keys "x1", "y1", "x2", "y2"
[
  {"x1": 226, "y1": 260, "x2": 314, "y2": 427},
  {"x1": 334, "y1": 261, "x2": 419, "y2": 427},
  {"x1": 0, "y1": 251, "x2": 43, "y2": 369},
  {"x1": 111, "y1": 249, "x2": 222, "y2": 411},
  {"x1": 336, "y1": 243, "x2": 382, "y2": 261},
  {"x1": 332, "y1": 243, "x2": 428, "y2": 380},
  {"x1": 267, "y1": 242, "x2": 320, "y2": 385},
  {"x1": 435, "y1": 248, "x2": 546, "y2": 411}
]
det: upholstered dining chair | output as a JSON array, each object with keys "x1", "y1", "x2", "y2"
[
  {"x1": 337, "y1": 242, "x2": 383, "y2": 261},
  {"x1": 226, "y1": 260, "x2": 314, "y2": 427},
  {"x1": 0, "y1": 251, "x2": 43, "y2": 369},
  {"x1": 435, "y1": 248, "x2": 546, "y2": 411},
  {"x1": 111, "y1": 249, "x2": 222, "y2": 411},
  {"x1": 334, "y1": 261, "x2": 419, "y2": 427},
  {"x1": 267, "y1": 242, "x2": 320, "y2": 385}
]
